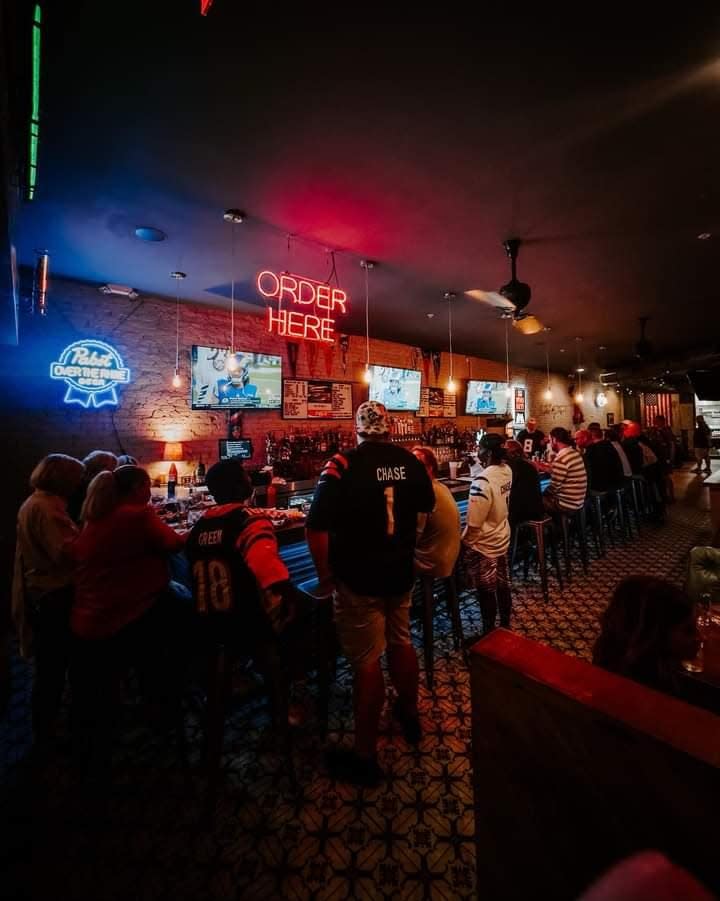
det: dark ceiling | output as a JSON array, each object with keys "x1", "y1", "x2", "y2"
[{"x1": 14, "y1": 4, "x2": 720, "y2": 377}]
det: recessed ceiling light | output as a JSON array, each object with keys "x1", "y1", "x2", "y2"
[
  {"x1": 559, "y1": 348, "x2": 566, "y2": 353},
  {"x1": 598, "y1": 345, "x2": 607, "y2": 351},
  {"x1": 135, "y1": 226, "x2": 166, "y2": 242},
  {"x1": 698, "y1": 232, "x2": 712, "y2": 240},
  {"x1": 426, "y1": 312, "x2": 435, "y2": 319},
  {"x1": 223, "y1": 209, "x2": 246, "y2": 224}
]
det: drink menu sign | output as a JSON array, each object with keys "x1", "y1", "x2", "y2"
[
  {"x1": 417, "y1": 387, "x2": 457, "y2": 418},
  {"x1": 282, "y1": 379, "x2": 353, "y2": 420}
]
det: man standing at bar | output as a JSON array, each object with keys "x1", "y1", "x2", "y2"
[
  {"x1": 517, "y1": 417, "x2": 546, "y2": 458},
  {"x1": 307, "y1": 401, "x2": 435, "y2": 787}
]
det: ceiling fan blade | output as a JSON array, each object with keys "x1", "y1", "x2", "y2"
[
  {"x1": 512, "y1": 314, "x2": 544, "y2": 336},
  {"x1": 464, "y1": 289, "x2": 516, "y2": 312}
]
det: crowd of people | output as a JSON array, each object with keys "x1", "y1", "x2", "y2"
[{"x1": 9, "y1": 402, "x2": 707, "y2": 789}]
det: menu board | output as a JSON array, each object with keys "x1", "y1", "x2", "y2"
[
  {"x1": 417, "y1": 387, "x2": 456, "y2": 418},
  {"x1": 282, "y1": 379, "x2": 353, "y2": 420}
]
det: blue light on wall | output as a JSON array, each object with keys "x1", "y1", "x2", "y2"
[{"x1": 49, "y1": 339, "x2": 130, "y2": 408}]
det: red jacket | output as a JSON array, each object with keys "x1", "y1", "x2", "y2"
[{"x1": 71, "y1": 503, "x2": 185, "y2": 639}]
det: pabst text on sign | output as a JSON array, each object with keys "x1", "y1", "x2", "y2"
[
  {"x1": 50, "y1": 339, "x2": 131, "y2": 407},
  {"x1": 257, "y1": 270, "x2": 348, "y2": 344}
]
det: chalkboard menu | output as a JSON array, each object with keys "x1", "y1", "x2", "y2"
[
  {"x1": 282, "y1": 379, "x2": 353, "y2": 420},
  {"x1": 417, "y1": 387, "x2": 457, "y2": 418}
]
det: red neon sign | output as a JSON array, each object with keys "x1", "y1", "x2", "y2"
[
  {"x1": 257, "y1": 270, "x2": 349, "y2": 344},
  {"x1": 200, "y1": 0, "x2": 214, "y2": 14}
]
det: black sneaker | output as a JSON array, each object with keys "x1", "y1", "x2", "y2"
[
  {"x1": 326, "y1": 748, "x2": 384, "y2": 788},
  {"x1": 392, "y1": 699, "x2": 422, "y2": 745}
]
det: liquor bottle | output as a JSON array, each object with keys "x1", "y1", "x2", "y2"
[
  {"x1": 167, "y1": 463, "x2": 178, "y2": 499},
  {"x1": 195, "y1": 456, "x2": 206, "y2": 486}
]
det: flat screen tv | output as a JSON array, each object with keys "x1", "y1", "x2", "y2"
[
  {"x1": 191, "y1": 346, "x2": 282, "y2": 410},
  {"x1": 367, "y1": 365, "x2": 422, "y2": 412},
  {"x1": 218, "y1": 439, "x2": 254, "y2": 460},
  {"x1": 465, "y1": 380, "x2": 509, "y2": 415}
]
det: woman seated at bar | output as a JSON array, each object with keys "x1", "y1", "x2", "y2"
[
  {"x1": 461, "y1": 434, "x2": 513, "y2": 633},
  {"x1": 13, "y1": 454, "x2": 86, "y2": 746},
  {"x1": 411, "y1": 446, "x2": 461, "y2": 579},
  {"x1": 592, "y1": 576, "x2": 700, "y2": 694},
  {"x1": 70, "y1": 465, "x2": 186, "y2": 768}
]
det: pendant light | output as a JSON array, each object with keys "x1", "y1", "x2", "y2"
[
  {"x1": 445, "y1": 292, "x2": 457, "y2": 393},
  {"x1": 170, "y1": 271, "x2": 186, "y2": 388},
  {"x1": 360, "y1": 260, "x2": 375, "y2": 383},
  {"x1": 575, "y1": 336, "x2": 585, "y2": 403},
  {"x1": 223, "y1": 209, "x2": 245, "y2": 373},
  {"x1": 543, "y1": 326, "x2": 552, "y2": 400}
]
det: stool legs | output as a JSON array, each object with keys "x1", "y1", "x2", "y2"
[
  {"x1": 590, "y1": 497, "x2": 605, "y2": 557},
  {"x1": 560, "y1": 516, "x2": 572, "y2": 580},
  {"x1": 546, "y1": 524, "x2": 563, "y2": 590},
  {"x1": 445, "y1": 575, "x2": 464, "y2": 651},
  {"x1": 421, "y1": 577, "x2": 435, "y2": 690},
  {"x1": 533, "y1": 522, "x2": 549, "y2": 602},
  {"x1": 204, "y1": 645, "x2": 232, "y2": 819}
]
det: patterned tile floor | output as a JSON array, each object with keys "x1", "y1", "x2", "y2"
[{"x1": 0, "y1": 470, "x2": 713, "y2": 901}]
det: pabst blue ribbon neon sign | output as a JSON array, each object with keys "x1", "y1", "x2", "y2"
[
  {"x1": 257, "y1": 270, "x2": 348, "y2": 344},
  {"x1": 50, "y1": 339, "x2": 131, "y2": 408}
]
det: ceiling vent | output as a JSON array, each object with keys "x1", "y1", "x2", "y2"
[{"x1": 99, "y1": 283, "x2": 139, "y2": 299}]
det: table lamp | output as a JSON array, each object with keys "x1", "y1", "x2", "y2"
[{"x1": 163, "y1": 441, "x2": 183, "y2": 486}]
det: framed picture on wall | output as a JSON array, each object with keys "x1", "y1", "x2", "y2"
[{"x1": 606, "y1": 412, "x2": 615, "y2": 426}]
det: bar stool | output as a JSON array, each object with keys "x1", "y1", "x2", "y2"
[
  {"x1": 202, "y1": 594, "x2": 335, "y2": 818},
  {"x1": 556, "y1": 506, "x2": 589, "y2": 580},
  {"x1": 587, "y1": 491, "x2": 609, "y2": 557},
  {"x1": 610, "y1": 486, "x2": 632, "y2": 540},
  {"x1": 419, "y1": 572, "x2": 464, "y2": 690},
  {"x1": 509, "y1": 517, "x2": 563, "y2": 602},
  {"x1": 626, "y1": 475, "x2": 648, "y2": 528}
]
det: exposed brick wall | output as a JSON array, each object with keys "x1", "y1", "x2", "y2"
[{"x1": 0, "y1": 276, "x2": 622, "y2": 600}]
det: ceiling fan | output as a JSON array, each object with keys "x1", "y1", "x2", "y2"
[{"x1": 464, "y1": 238, "x2": 545, "y2": 336}]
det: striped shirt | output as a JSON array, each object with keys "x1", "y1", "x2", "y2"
[{"x1": 546, "y1": 446, "x2": 587, "y2": 511}]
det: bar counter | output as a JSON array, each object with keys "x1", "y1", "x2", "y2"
[{"x1": 277, "y1": 477, "x2": 472, "y2": 585}]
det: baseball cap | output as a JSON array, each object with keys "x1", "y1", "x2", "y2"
[
  {"x1": 355, "y1": 400, "x2": 390, "y2": 435},
  {"x1": 479, "y1": 433, "x2": 505, "y2": 451}
]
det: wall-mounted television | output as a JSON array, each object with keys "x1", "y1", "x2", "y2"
[
  {"x1": 218, "y1": 439, "x2": 254, "y2": 460},
  {"x1": 191, "y1": 346, "x2": 282, "y2": 410},
  {"x1": 367, "y1": 365, "x2": 422, "y2": 411},
  {"x1": 465, "y1": 380, "x2": 509, "y2": 415}
]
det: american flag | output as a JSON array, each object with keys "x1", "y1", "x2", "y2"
[{"x1": 642, "y1": 392, "x2": 673, "y2": 427}]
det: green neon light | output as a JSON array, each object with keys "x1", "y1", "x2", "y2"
[{"x1": 28, "y1": 4, "x2": 41, "y2": 200}]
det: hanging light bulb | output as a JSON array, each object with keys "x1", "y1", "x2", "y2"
[
  {"x1": 445, "y1": 292, "x2": 457, "y2": 393},
  {"x1": 361, "y1": 259, "x2": 376, "y2": 383},
  {"x1": 170, "y1": 270, "x2": 186, "y2": 388},
  {"x1": 574, "y1": 337, "x2": 584, "y2": 402},
  {"x1": 504, "y1": 317, "x2": 512, "y2": 400},
  {"x1": 543, "y1": 326, "x2": 552, "y2": 400},
  {"x1": 223, "y1": 208, "x2": 244, "y2": 364}
]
